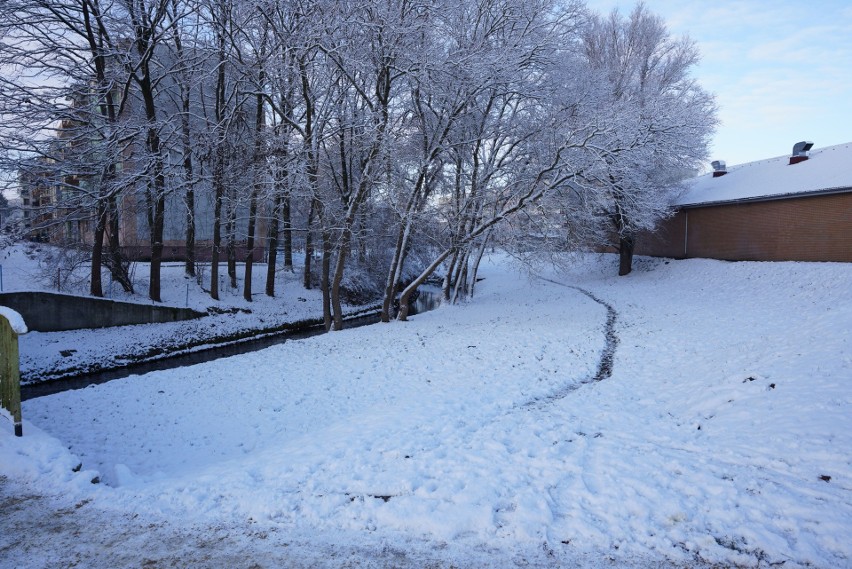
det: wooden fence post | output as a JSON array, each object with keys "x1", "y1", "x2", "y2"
[{"x1": 0, "y1": 308, "x2": 26, "y2": 437}]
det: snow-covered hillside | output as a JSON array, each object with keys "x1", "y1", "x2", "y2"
[{"x1": 1, "y1": 252, "x2": 850, "y2": 568}]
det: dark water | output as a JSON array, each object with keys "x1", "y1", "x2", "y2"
[{"x1": 21, "y1": 290, "x2": 440, "y2": 401}]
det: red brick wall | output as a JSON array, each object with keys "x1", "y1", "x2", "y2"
[
  {"x1": 636, "y1": 192, "x2": 852, "y2": 262},
  {"x1": 636, "y1": 213, "x2": 687, "y2": 258},
  {"x1": 120, "y1": 243, "x2": 264, "y2": 262}
]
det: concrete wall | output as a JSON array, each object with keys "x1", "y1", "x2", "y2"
[
  {"x1": 637, "y1": 192, "x2": 852, "y2": 262},
  {"x1": 0, "y1": 292, "x2": 205, "y2": 332}
]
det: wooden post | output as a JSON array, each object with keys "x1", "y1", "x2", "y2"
[{"x1": 0, "y1": 311, "x2": 25, "y2": 437}]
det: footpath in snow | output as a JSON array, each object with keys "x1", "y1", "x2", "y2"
[{"x1": 1, "y1": 254, "x2": 850, "y2": 568}]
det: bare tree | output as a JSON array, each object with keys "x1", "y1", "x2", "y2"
[
  {"x1": 0, "y1": 0, "x2": 137, "y2": 296},
  {"x1": 241, "y1": 12, "x2": 270, "y2": 302},
  {"x1": 203, "y1": 0, "x2": 234, "y2": 300},
  {"x1": 260, "y1": 0, "x2": 302, "y2": 296},
  {"x1": 165, "y1": 0, "x2": 206, "y2": 278},
  {"x1": 317, "y1": 0, "x2": 431, "y2": 330},
  {"x1": 392, "y1": 0, "x2": 595, "y2": 319},
  {"x1": 3, "y1": 0, "x2": 718, "y2": 324}
]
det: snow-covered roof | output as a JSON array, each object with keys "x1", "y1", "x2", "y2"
[{"x1": 676, "y1": 142, "x2": 852, "y2": 207}]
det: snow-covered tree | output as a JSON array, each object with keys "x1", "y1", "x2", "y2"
[
  {"x1": 0, "y1": 0, "x2": 140, "y2": 296},
  {"x1": 392, "y1": 0, "x2": 597, "y2": 319},
  {"x1": 579, "y1": 2, "x2": 717, "y2": 275},
  {"x1": 2, "y1": 0, "x2": 718, "y2": 320}
]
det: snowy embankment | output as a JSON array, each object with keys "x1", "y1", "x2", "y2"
[
  {"x1": 0, "y1": 243, "x2": 367, "y2": 383},
  {"x1": 1, "y1": 254, "x2": 850, "y2": 568}
]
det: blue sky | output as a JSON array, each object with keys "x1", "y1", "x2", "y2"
[{"x1": 585, "y1": 0, "x2": 852, "y2": 169}]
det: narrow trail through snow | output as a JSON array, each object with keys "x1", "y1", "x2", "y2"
[
  {"x1": 522, "y1": 277, "x2": 620, "y2": 409},
  {"x1": 564, "y1": 284, "x2": 619, "y2": 383}
]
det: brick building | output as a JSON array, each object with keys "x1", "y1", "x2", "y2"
[
  {"x1": 638, "y1": 141, "x2": 852, "y2": 262},
  {"x1": 17, "y1": 79, "x2": 269, "y2": 263}
]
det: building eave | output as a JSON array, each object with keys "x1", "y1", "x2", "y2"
[{"x1": 676, "y1": 185, "x2": 852, "y2": 210}]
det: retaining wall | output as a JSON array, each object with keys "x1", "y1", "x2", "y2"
[{"x1": 0, "y1": 292, "x2": 205, "y2": 332}]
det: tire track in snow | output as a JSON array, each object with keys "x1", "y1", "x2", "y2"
[{"x1": 523, "y1": 277, "x2": 619, "y2": 407}]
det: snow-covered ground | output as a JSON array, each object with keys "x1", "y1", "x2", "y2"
[{"x1": 1, "y1": 248, "x2": 851, "y2": 568}]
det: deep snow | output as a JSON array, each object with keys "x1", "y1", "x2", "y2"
[{"x1": 1, "y1": 248, "x2": 850, "y2": 568}]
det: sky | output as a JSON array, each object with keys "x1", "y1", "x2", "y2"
[{"x1": 585, "y1": 0, "x2": 852, "y2": 169}]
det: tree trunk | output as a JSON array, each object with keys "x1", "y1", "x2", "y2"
[
  {"x1": 356, "y1": 209, "x2": 367, "y2": 264},
  {"x1": 244, "y1": 90, "x2": 265, "y2": 302},
  {"x1": 451, "y1": 249, "x2": 469, "y2": 304},
  {"x1": 210, "y1": 149, "x2": 225, "y2": 301},
  {"x1": 184, "y1": 184, "x2": 196, "y2": 278},
  {"x1": 107, "y1": 195, "x2": 132, "y2": 292},
  {"x1": 210, "y1": 5, "x2": 227, "y2": 301},
  {"x1": 468, "y1": 230, "x2": 491, "y2": 299},
  {"x1": 265, "y1": 193, "x2": 281, "y2": 297},
  {"x1": 210, "y1": 195, "x2": 222, "y2": 300},
  {"x1": 149, "y1": 193, "x2": 165, "y2": 302},
  {"x1": 303, "y1": 197, "x2": 316, "y2": 290},
  {"x1": 142, "y1": 125, "x2": 166, "y2": 303},
  {"x1": 226, "y1": 202, "x2": 237, "y2": 289},
  {"x1": 175, "y1": 15, "x2": 196, "y2": 279},
  {"x1": 321, "y1": 225, "x2": 332, "y2": 331},
  {"x1": 80, "y1": 0, "x2": 113, "y2": 299},
  {"x1": 139, "y1": 118, "x2": 166, "y2": 303},
  {"x1": 129, "y1": 2, "x2": 167, "y2": 303},
  {"x1": 381, "y1": 216, "x2": 410, "y2": 322},
  {"x1": 282, "y1": 193, "x2": 293, "y2": 270},
  {"x1": 330, "y1": 227, "x2": 350, "y2": 331},
  {"x1": 243, "y1": 194, "x2": 258, "y2": 301},
  {"x1": 90, "y1": 201, "x2": 107, "y2": 297},
  {"x1": 618, "y1": 234, "x2": 635, "y2": 276},
  {"x1": 441, "y1": 249, "x2": 459, "y2": 302},
  {"x1": 398, "y1": 247, "x2": 455, "y2": 321}
]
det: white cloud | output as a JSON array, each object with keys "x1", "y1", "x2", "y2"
[
  {"x1": 573, "y1": 1, "x2": 851, "y2": 165},
  {"x1": 748, "y1": 26, "x2": 852, "y2": 63}
]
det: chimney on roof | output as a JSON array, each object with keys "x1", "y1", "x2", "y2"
[
  {"x1": 789, "y1": 141, "x2": 814, "y2": 165},
  {"x1": 711, "y1": 160, "x2": 727, "y2": 177}
]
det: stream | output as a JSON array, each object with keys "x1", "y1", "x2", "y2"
[{"x1": 20, "y1": 288, "x2": 441, "y2": 401}]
